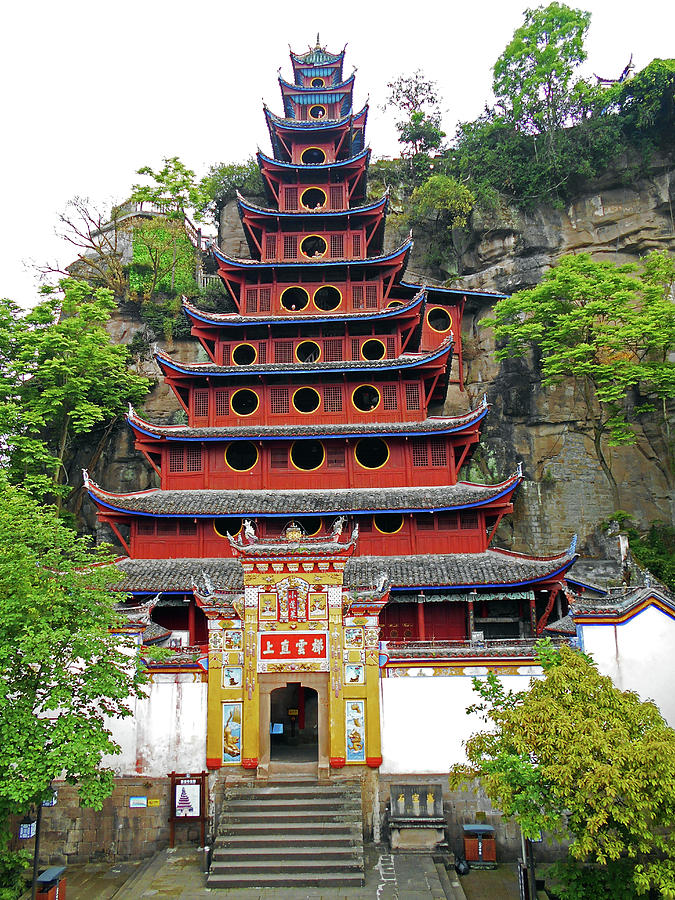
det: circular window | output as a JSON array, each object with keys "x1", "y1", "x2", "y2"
[
  {"x1": 301, "y1": 147, "x2": 326, "y2": 164},
  {"x1": 301, "y1": 187, "x2": 326, "y2": 210},
  {"x1": 361, "y1": 339, "x2": 386, "y2": 360},
  {"x1": 230, "y1": 389, "x2": 259, "y2": 417},
  {"x1": 309, "y1": 104, "x2": 327, "y2": 119},
  {"x1": 387, "y1": 300, "x2": 404, "y2": 308},
  {"x1": 293, "y1": 387, "x2": 321, "y2": 414},
  {"x1": 214, "y1": 517, "x2": 242, "y2": 538},
  {"x1": 280, "y1": 286, "x2": 309, "y2": 311},
  {"x1": 313, "y1": 285, "x2": 342, "y2": 311},
  {"x1": 352, "y1": 384, "x2": 381, "y2": 412},
  {"x1": 374, "y1": 513, "x2": 404, "y2": 534},
  {"x1": 355, "y1": 438, "x2": 389, "y2": 469},
  {"x1": 225, "y1": 441, "x2": 258, "y2": 471},
  {"x1": 427, "y1": 307, "x2": 452, "y2": 333},
  {"x1": 291, "y1": 516, "x2": 322, "y2": 536},
  {"x1": 232, "y1": 343, "x2": 257, "y2": 366},
  {"x1": 300, "y1": 235, "x2": 327, "y2": 259},
  {"x1": 310, "y1": 77, "x2": 325, "y2": 88},
  {"x1": 291, "y1": 440, "x2": 325, "y2": 470},
  {"x1": 296, "y1": 340, "x2": 321, "y2": 363}
]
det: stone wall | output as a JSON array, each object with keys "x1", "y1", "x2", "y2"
[{"x1": 11, "y1": 778, "x2": 172, "y2": 865}]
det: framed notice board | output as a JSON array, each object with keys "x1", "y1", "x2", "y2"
[{"x1": 168, "y1": 771, "x2": 207, "y2": 847}]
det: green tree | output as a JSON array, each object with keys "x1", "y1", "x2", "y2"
[
  {"x1": 130, "y1": 156, "x2": 204, "y2": 218},
  {"x1": 384, "y1": 71, "x2": 446, "y2": 160},
  {"x1": 408, "y1": 175, "x2": 475, "y2": 232},
  {"x1": 0, "y1": 481, "x2": 147, "y2": 872},
  {"x1": 0, "y1": 280, "x2": 149, "y2": 506},
  {"x1": 480, "y1": 252, "x2": 675, "y2": 507},
  {"x1": 450, "y1": 640, "x2": 675, "y2": 898},
  {"x1": 198, "y1": 157, "x2": 265, "y2": 223},
  {"x1": 492, "y1": 2, "x2": 591, "y2": 138}
]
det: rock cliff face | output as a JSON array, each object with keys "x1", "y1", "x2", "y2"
[
  {"x1": 407, "y1": 151, "x2": 675, "y2": 554},
  {"x1": 86, "y1": 155, "x2": 675, "y2": 556}
]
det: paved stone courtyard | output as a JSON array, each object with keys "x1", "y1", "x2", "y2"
[{"x1": 32, "y1": 844, "x2": 523, "y2": 899}]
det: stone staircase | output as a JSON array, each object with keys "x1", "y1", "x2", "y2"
[{"x1": 208, "y1": 778, "x2": 364, "y2": 889}]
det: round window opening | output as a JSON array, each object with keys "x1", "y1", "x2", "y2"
[
  {"x1": 301, "y1": 188, "x2": 327, "y2": 210},
  {"x1": 387, "y1": 300, "x2": 404, "y2": 308},
  {"x1": 300, "y1": 235, "x2": 327, "y2": 259},
  {"x1": 361, "y1": 339, "x2": 386, "y2": 360},
  {"x1": 310, "y1": 77, "x2": 324, "y2": 88},
  {"x1": 232, "y1": 343, "x2": 256, "y2": 366},
  {"x1": 214, "y1": 517, "x2": 242, "y2": 538},
  {"x1": 353, "y1": 384, "x2": 380, "y2": 412},
  {"x1": 374, "y1": 513, "x2": 404, "y2": 534},
  {"x1": 293, "y1": 387, "x2": 321, "y2": 414},
  {"x1": 290, "y1": 516, "x2": 322, "y2": 535},
  {"x1": 225, "y1": 441, "x2": 258, "y2": 471},
  {"x1": 355, "y1": 438, "x2": 389, "y2": 469},
  {"x1": 313, "y1": 285, "x2": 341, "y2": 311},
  {"x1": 280, "y1": 286, "x2": 309, "y2": 311},
  {"x1": 231, "y1": 389, "x2": 259, "y2": 416},
  {"x1": 427, "y1": 307, "x2": 452, "y2": 332},
  {"x1": 309, "y1": 104, "x2": 326, "y2": 119},
  {"x1": 296, "y1": 340, "x2": 321, "y2": 362},
  {"x1": 301, "y1": 147, "x2": 326, "y2": 164},
  {"x1": 291, "y1": 440, "x2": 325, "y2": 470}
]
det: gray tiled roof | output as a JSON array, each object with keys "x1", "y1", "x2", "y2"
[
  {"x1": 571, "y1": 584, "x2": 674, "y2": 616},
  {"x1": 181, "y1": 290, "x2": 422, "y2": 324},
  {"x1": 89, "y1": 479, "x2": 517, "y2": 517},
  {"x1": 113, "y1": 547, "x2": 574, "y2": 594},
  {"x1": 127, "y1": 407, "x2": 486, "y2": 441},
  {"x1": 155, "y1": 340, "x2": 450, "y2": 376}
]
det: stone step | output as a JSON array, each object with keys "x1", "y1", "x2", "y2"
[
  {"x1": 224, "y1": 798, "x2": 361, "y2": 812},
  {"x1": 212, "y1": 845, "x2": 362, "y2": 862},
  {"x1": 220, "y1": 809, "x2": 360, "y2": 824},
  {"x1": 209, "y1": 778, "x2": 364, "y2": 889},
  {"x1": 218, "y1": 819, "x2": 360, "y2": 834},
  {"x1": 208, "y1": 871, "x2": 365, "y2": 889},
  {"x1": 216, "y1": 831, "x2": 359, "y2": 847}
]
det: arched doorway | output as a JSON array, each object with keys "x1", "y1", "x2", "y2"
[{"x1": 270, "y1": 683, "x2": 318, "y2": 763}]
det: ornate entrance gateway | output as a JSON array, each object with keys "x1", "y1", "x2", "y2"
[{"x1": 200, "y1": 522, "x2": 388, "y2": 776}]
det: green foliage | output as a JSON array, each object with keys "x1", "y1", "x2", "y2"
[
  {"x1": 480, "y1": 252, "x2": 675, "y2": 502},
  {"x1": 547, "y1": 859, "x2": 641, "y2": 900},
  {"x1": 618, "y1": 58, "x2": 675, "y2": 137},
  {"x1": 0, "y1": 481, "x2": 148, "y2": 836},
  {"x1": 0, "y1": 280, "x2": 149, "y2": 504},
  {"x1": 408, "y1": 175, "x2": 475, "y2": 231},
  {"x1": 492, "y1": 2, "x2": 591, "y2": 136},
  {"x1": 129, "y1": 218, "x2": 198, "y2": 301},
  {"x1": 384, "y1": 71, "x2": 445, "y2": 161},
  {"x1": 450, "y1": 639, "x2": 675, "y2": 897},
  {"x1": 130, "y1": 156, "x2": 204, "y2": 220},
  {"x1": 627, "y1": 522, "x2": 675, "y2": 591},
  {"x1": 0, "y1": 839, "x2": 30, "y2": 899},
  {"x1": 198, "y1": 158, "x2": 264, "y2": 222}
]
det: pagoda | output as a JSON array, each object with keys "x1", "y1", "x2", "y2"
[{"x1": 86, "y1": 39, "x2": 578, "y2": 775}]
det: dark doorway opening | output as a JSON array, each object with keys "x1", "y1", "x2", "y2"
[{"x1": 270, "y1": 683, "x2": 318, "y2": 763}]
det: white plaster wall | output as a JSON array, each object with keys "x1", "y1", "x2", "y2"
[
  {"x1": 380, "y1": 670, "x2": 541, "y2": 773},
  {"x1": 103, "y1": 675, "x2": 208, "y2": 776},
  {"x1": 581, "y1": 606, "x2": 675, "y2": 727}
]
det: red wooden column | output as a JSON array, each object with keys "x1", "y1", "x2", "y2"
[
  {"x1": 188, "y1": 598, "x2": 196, "y2": 645},
  {"x1": 416, "y1": 595, "x2": 426, "y2": 640}
]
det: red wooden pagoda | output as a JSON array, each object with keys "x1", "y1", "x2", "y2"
[{"x1": 86, "y1": 40, "x2": 577, "y2": 701}]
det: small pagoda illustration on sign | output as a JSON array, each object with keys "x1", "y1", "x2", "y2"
[{"x1": 175, "y1": 787, "x2": 194, "y2": 817}]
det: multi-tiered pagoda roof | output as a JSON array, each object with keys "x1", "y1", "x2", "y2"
[{"x1": 87, "y1": 39, "x2": 578, "y2": 653}]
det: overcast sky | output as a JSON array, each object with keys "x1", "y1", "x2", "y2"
[{"x1": 2, "y1": 0, "x2": 673, "y2": 308}]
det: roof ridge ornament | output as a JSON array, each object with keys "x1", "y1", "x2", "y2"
[
  {"x1": 82, "y1": 468, "x2": 90, "y2": 489},
  {"x1": 516, "y1": 461, "x2": 523, "y2": 478},
  {"x1": 569, "y1": 533, "x2": 578, "y2": 555}
]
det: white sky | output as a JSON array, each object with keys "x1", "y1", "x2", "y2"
[{"x1": 1, "y1": 0, "x2": 673, "y2": 308}]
